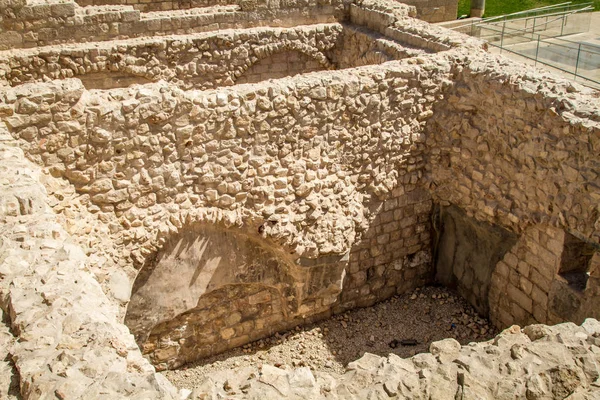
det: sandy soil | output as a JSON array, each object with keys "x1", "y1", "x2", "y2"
[{"x1": 163, "y1": 286, "x2": 497, "y2": 390}]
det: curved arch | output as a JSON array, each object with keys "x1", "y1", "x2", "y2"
[
  {"x1": 124, "y1": 220, "x2": 349, "y2": 369},
  {"x1": 124, "y1": 223, "x2": 301, "y2": 368},
  {"x1": 358, "y1": 49, "x2": 392, "y2": 66},
  {"x1": 125, "y1": 223, "x2": 298, "y2": 339},
  {"x1": 233, "y1": 41, "x2": 335, "y2": 83}
]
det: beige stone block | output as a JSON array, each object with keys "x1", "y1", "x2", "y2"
[
  {"x1": 504, "y1": 252, "x2": 519, "y2": 268},
  {"x1": 153, "y1": 346, "x2": 178, "y2": 362},
  {"x1": 228, "y1": 334, "x2": 250, "y2": 349},
  {"x1": 531, "y1": 285, "x2": 548, "y2": 307},
  {"x1": 537, "y1": 246, "x2": 557, "y2": 267},
  {"x1": 546, "y1": 238, "x2": 564, "y2": 256},
  {"x1": 524, "y1": 252, "x2": 542, "y2": 270},
  {"x1": 507, "y1": 284, "x2": 533, "y2": 314},
  {"x1": 496, "y1": 261, "x2": 509, "y2": 278},
  {"x1": 532, "y1": 304, "x2": 547, "y2": 324},
  {"x1": 519, "y1": 277, "x2": 533, "y2": 295},
  {"x1": 498, "y1": 307, "x2": 515, "y2": 327},
  {"x1": 220, "y1": 328, "x2": 235, "y2": 340},
  {"x1": 380, "y1": 211, "x2": 394, "y2": 223},
  {"x1": 226, "y1": 312, "x2": 242, "y2": 326},
  {"x1": 377, "y1": 234, "x2": 390, "y2": 245},
  {"x1": 248, "y1": 290, "x2": 271, "y2": 305},
  {"x1": 517, "y1": 261, "x2": 530, "y2": 278},
  {"x1": 530, "y1": 269, "x2": 552, "y2": 292},
  {"x1": 510, "y1": 302, "x2": 530, "y2": 324}
]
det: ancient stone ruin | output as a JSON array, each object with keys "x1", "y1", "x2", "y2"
[{"x1": 0, "y1": 0, "x2": 599, "y2": 397}]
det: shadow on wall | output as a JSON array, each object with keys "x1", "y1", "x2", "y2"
[
  {"x1": 125, "y1": 224, "x2": 299, "y2": 343},
  {"x1": 433, "y1": 204, "x2": 518, "y2": 317},
  {"x1": 433, "y1": 204, "x2": 600, "y2": 329},
  {"x1": 235, "y1": 49, "x2": 331, "y2": 85},
  {"x1": 78, "y1": 72, "x2": 153, "y2": 90},
  {"x1": 124, "y1": 223, "x2": 348, "y2": 369}
]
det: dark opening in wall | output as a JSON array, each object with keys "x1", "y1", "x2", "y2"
[
  {"x1": 558, "y1": 232, "x2": 596, "y2": 292},
  {"x1": 433, "y1": 204, "x2": 517, "y2": 317}
]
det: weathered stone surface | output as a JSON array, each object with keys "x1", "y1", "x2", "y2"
[
  {"x1": 183, "y1": 320, "x2": 600, "y2": 399},
  {"x1": 0, "y1": 0, "x2": 598, "y2": 396},
  {"x1": 0, "y1": 124, "x2": 178, "y2": 399}
]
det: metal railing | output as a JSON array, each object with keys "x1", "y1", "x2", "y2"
[
  {"x1": 452, "y1": 2, "x2": 594, "y2": 33},
  {"x1": 452, "y1": 2, "x2": 599, "y2": 88},
  {"x1": 480, "y1": 2, "x2": 593, "y2": 23},
  {"x1": 479, "y1": 24, "x2": 600, "y2": 87}
]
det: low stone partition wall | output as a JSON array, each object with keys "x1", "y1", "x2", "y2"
[
  {"x1": 0, "y1": 0, "x2": 471, "y2": 53},
  {"x1": 0, "y1": 23, "x2": 426, "y2": 90},
  {"x1": 0, "y1": 0, "x2": 345, "y2": 50},
  {"x1": 76, "y1": 0, "x2": 234, "y2": 12},
  {"x1": 0, "y1": 24, "x2": 342, "y2": 89},
  {"x1": 74, "y1": 0, "x2": 342, "y2": 13}
]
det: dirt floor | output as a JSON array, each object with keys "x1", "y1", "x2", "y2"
[{"x1": 163, "y1": 286, "x2": 498, "y2": 390}]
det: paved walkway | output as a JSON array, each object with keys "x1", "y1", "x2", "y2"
[{"x1": 488, "y1": 11, "x2": 600, "y2": 89}]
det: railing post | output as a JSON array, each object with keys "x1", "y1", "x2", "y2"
[
  {"x1": 574, "y1": 43, "x2": 582, "y2": 80},
  {"x1": 500, "y1": 21, "x2": 505, "y2": 52},
  {"x1": 560, "y1": 12, "x2": 565, "y2": 36},
  {"x1": 534, "y1": 35, "x2": 541, "y2": 67}
]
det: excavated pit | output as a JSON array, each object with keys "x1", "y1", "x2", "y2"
[
  {"x1": 163, "y1": 285, "x2": 498, "y2": 387},
  {"x1": 1, "y1": 0, "x2": 599, "y2": 397}
]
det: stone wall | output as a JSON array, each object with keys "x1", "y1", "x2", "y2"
[
  {"x1": 188, "y1": 320, "x2": 600, "y2": 399},
  {"x1": 0, "y1": 24, "x2": 343, "y2": 90},
  {"x1": 76, "y1": 0, "x2": 234, "y2": 12},
  {"x1": 0, "y1": 23, "x2": 433, "y2": 90},
  {"x1": 400, "y1": 0, "x2": 458, "y2": 22},
  {"x1": 2, "y1": 35, "x2": 599, "y2": 373},
  {"x1": 0, "y1": 122, "x2": 179, "y2": 398},
  {"x1": 0, "y1": 0, "x2": 599, "y2": 395},
  {"x1": 427, "y1": 55, "x2": 600, "y2": 331},
  {"x1": 235, "y1": 49, "x2": 329, "y2": 84},
  {"x1": 0, "y1": 53, "x2": 446, "y2": 367},
  {"x1": 0, "y1": 0, "x2": 346, "y2": 50},
  {"x1": 434, "y1": 205, "x2": 518, "y2": 316}
]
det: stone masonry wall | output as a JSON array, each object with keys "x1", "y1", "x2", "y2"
[
  {"x1": 74, "y1": 0, "x2": 342, "y2": 12},
  {"x1": 4, "y1": 44, "x2": 599, "y2": 372},
  {"x1": 0, "y1": 0, "x2": 346, "y2": 50},
  {"x1": 0, "y1": 122, "x2": 179, "y2": 399},
  {"x1": 0, "y1": 23, "x2": 432, "y2": 90},
  {"x1": 1, "y1": 0, "x2": 599, "y2": 395},
  {"x1": 329, "y1": 24, "x2": 427, "y2": 69},
  {"x1": 76, "y1": 0, "x2": 234, "y2": 12},
  {"x1": 0, "y1": 24, "x2": 343, "y2": 90},
  {"x1": 190, "y1": 320, "x2": 600, "y2": 399},
  {"x1": 427, "y1": 54, "x2": 600, "y2": 331},
  {"x1": 400, "y1": 0, "x2": 458, "y2": 22},
  {"x1": 0, "y1": 54, "x2": 448, "y2": 368},
  {"x1": 235, "y1": 50, "x2": 329, "y2": 84}
]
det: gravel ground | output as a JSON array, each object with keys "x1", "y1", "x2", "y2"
[{"x1": 163, "y1": 286, "x2": 498, "y2": 390}]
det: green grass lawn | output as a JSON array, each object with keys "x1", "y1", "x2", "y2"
[{"x1": 457, "y1": 0, "x2": 600, "y2": 18}]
